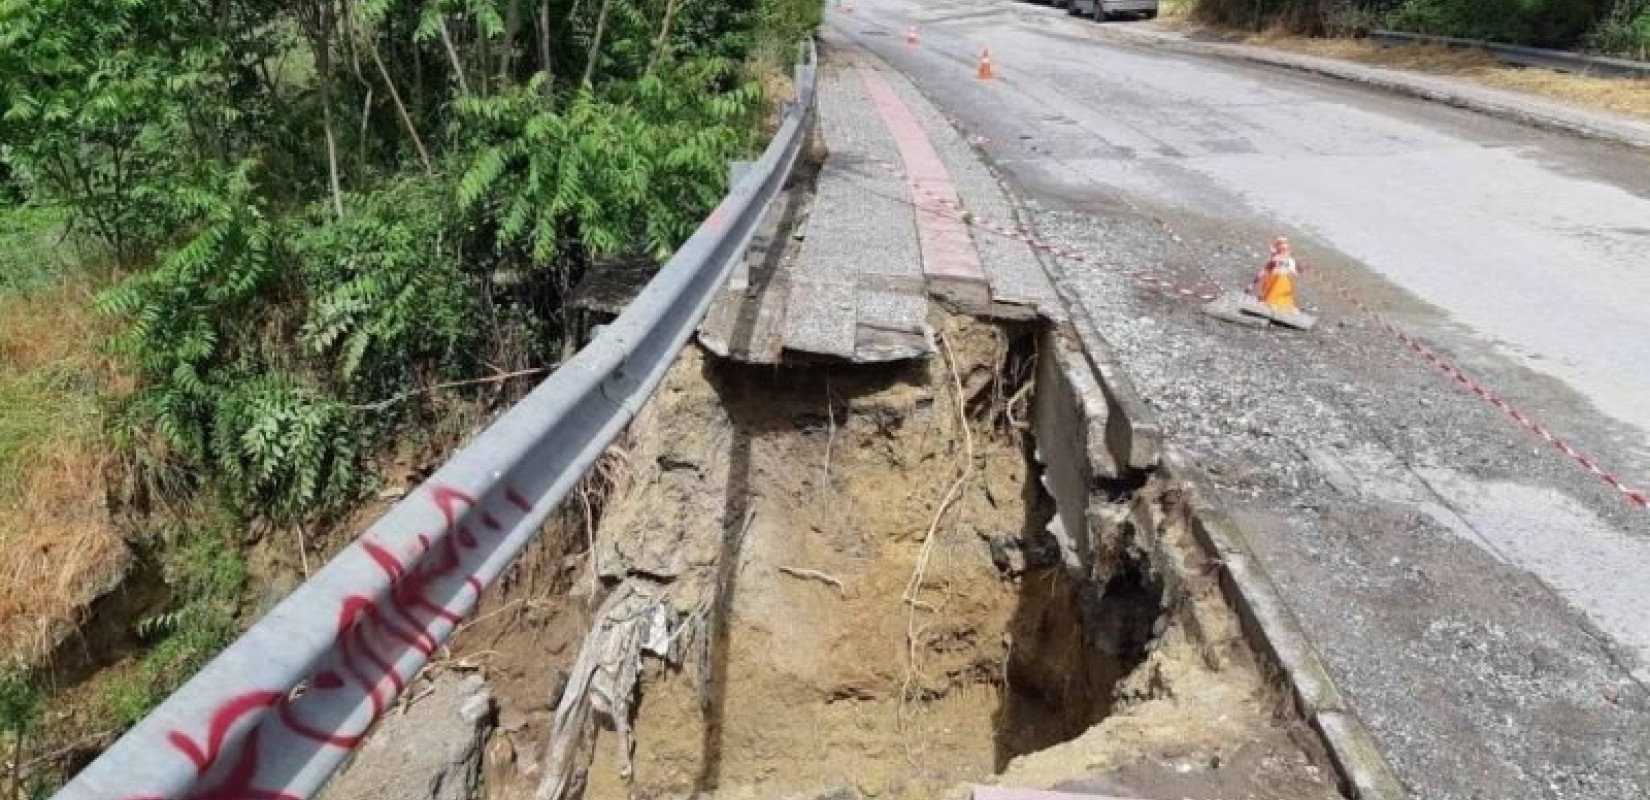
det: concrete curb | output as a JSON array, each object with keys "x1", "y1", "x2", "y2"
[
  {"x1": 1370, "y1": 29, "x2": 1650, "y2": 80},
  {"x1": 1038, "y1": 305, "x2": 1410, "y2": 799},
  {"x1": 1160, "y1": 448, "x2": 1410, "y2": 800},
  {"x1": 1098, "y1": 26, "x2": 1650, "y2": 153},
  {"x1": 916, "y1": 92, "x2": 1408, "y2": 798},
  {"x1": 1002, "y1": 187, "x2": 1409, "y2": 800}
]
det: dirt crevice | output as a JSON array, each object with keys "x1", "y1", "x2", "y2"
[{"x1": 460, "y1": 310, "x2": 1346, "y2": 800}]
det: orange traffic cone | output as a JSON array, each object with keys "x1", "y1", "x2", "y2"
[
  {"x1": 907, "y1": 26, "x2": 918, "y2": 46},
  {"x1": 1255, "y1": 235, "x2": 1300, "y2": 313},
  {"x1": 976, "y1": 47, "x2": 994, "y2": 80}
]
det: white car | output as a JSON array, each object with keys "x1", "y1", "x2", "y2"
[{"x1": 1067, "y1": 0, "x2": 1158, "y2": 20}]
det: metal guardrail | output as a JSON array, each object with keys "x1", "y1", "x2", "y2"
[
  {"x1": 1370, "y1": 29, "x2": 1650, "y2": 79},
  {"x1": 53, "y1": 39, "x2": 817, "y2": 800}
]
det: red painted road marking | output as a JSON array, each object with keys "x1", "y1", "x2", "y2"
[
  {"x1": 859, "y1": 152, "x2": 1221, "y2": 303},
  {"x1": 855, "y1": 62, "x2": 989, "y2": 289}
]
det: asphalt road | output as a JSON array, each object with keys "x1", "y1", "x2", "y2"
[{"x1": 825, "y1": 2, "x2": 1650, "y2": 798}]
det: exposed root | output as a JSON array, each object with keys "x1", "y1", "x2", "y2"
[
  {"x1": 776, "y1": 566, "x2": 846, "y2": 596},
  {"x1": 823, "y1": 377, "x2": 837, "y2": 490},
  {"x1": 576, "y1": 445, "x2": 632, "y2": 601},
  {"x1": 898, "y1": 327, "x2": 977, "y2": 732}
]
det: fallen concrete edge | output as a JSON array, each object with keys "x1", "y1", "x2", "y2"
[
  {"x1": 965, "y1": 133, "x2": 1160, "y2": 472},
  {"x1": 1160, "y1": 447, "x2": 1411, "y2": 800},
  {"x1": 975, "y1": 34, "x2": 1406, "y2": 797},
  {"x1": 1060, "y1": 306, "x2": 1163, "y2": 472},
  {"x1": 1034, "y1": 326, "x2": 1124, "y2": 574},
  {"x1": 1100, "y1": 27, "x2": 1650, "y2": 153}
]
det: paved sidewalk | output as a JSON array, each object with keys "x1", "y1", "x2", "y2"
[{"x1": 698, "y1": 42, "x2": 1061, "y2": 364}]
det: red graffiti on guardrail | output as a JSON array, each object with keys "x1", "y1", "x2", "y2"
[{"x1": 121, "y1": 481, "x2": 533, "y2": 800}]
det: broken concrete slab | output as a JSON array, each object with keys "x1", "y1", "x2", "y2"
[
  {"x1": 853, "y1": 324, "x2": 932, "y2": 362},
  {"x1": 1201, "y1": 292, "x2": 1318, "y2": 330},
  {"x1": 318, "y1": 673, "x2": 494, "y2": 800},
  {"x1": 1200, "y1": 291, "x2": 1269, "y2": 328},
  {"x1": 856, "y1": 285, "x2": 927, "y2": 335},
  {"x1": 783, "y1": 278, "x2": 859, "y2": 359}
]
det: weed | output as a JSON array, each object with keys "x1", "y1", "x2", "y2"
[
  {"x1": 95, "y1": 518, "x2": 244, "y2": 728},
  {"x1": 0, "y1": 205, "x2": 75, "y2": 298},
  {"x1": 0, "y1": 670, "x2": 39, "y2": 734}
]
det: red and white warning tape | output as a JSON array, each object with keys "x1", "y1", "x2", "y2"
[
  {"x1": 1313, "y1": 272, "x2": 1649, "y2": 510},
  {"x1": 866, "y1": 147, "x2": 1650, "y2": 512},
  {"x1": 865, "y1": 154, "x2": 1223, "y2": 302}
]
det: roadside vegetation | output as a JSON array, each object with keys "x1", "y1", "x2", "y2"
[
  {"x1": 1164, "y1": 0, "x2": 1650, "y2": 119},
  {"x1": 0, "y1": 0, "x2": 820, "y2": 791},
  {"x1": 1184, "y1": 0, "x2": 1650, "y2": 57}
]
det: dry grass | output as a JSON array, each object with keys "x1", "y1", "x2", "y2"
[
  {"x1": 1159, "y1": 0, "x2": 1194, "y2": 23},
  {"x1": 1229, "y1": 29, "x2": 1650, "y2": 121},
  {"x1": 0, "y1": 280, "x2": 129, "y2": 668}
]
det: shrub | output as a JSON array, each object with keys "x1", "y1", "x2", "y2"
[{"x1": 1588, "y1": 0, "x2": 1650, "y2": 56}]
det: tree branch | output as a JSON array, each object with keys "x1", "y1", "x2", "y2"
[
  {"x1": 581, "y1": 0, "x2": 614, "y2": 88},
  {"x1": 348, "y1": 367, "x2": 551, "y2": 412}
]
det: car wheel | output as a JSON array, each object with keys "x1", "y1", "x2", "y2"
[{"x1": 1143, "y1": 9, "x2": 1158, "y2": 19}]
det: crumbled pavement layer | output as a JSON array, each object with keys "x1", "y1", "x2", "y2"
[{"x1": 783, "y1": 50, "x2": 930, "y2": 362}]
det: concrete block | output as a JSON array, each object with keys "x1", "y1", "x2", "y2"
[
  {"x1": 1064, "y1": 314, "x2": 1162, "y2": 472},
  {"x1": 1315, "y1": 711, "x2": 1412, "y2": 800},
  {"x1": 784, "y1": 278, "x2": 858, "y2": 359},
  {"x1": 1201, "y1": 292, "x2": 1318, "y2": 331},
  {"x1": 1201, "y1": 292, "x2": 1268, "y2": 328}
]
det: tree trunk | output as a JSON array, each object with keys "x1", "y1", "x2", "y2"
[
  {"x1": 320, "y1": 27, "x2": 345, "y2": 218},
  {"x1": 301, "y1": 1, "x2": 346, "y2": 216},
  {"x1": 356, "y1": 12, "x2": 434, "y2": 174},
  {"x1": 647, "y1": 0, "x2": 682, "y2": 75},
  {"x1": 538, "y1": 0, "x2": 554, "y2": 93},
  {"x1": 358, "y1": 86, "x2": 374, "y2": 166},
  {"x1": 581, "y1": 0, "x2": 614, "y2": 88},
  {"x1": 322, "y1": 95, "x2": 345, "y2": 218},
  {"x1": 438, "y1": 17, "x2": 473, "y2": 95},
  {"x1": 501, "y1": 0, "x2": 523, "y2": 80}
]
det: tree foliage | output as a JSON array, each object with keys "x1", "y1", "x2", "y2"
[{"x1": 1, "y1": 0, "x2": 817, "y2": 522}]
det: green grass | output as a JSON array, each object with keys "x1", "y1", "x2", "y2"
[
  {"x1": 0, "y1": 347, "x2": 103, "y2": 504},
  {"x1": 0, "y1": 204, "x2": 75, "y2": 297},
  {"x1": 97, "y1": 514, "x2": 245, "y2": 726}
]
